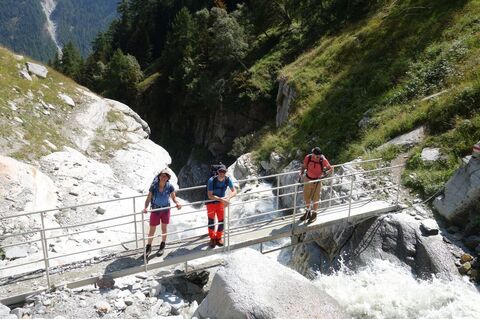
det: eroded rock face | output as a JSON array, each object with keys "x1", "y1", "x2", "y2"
[
  {"x1": 195, "y1": 248, "x2": 349, "y2": 319},
  {"x1": 433, "y1": 158, "x2": 480, "y2": 225},
  {"x1": 290, "y1": 213, "x2": 458, "y2": 280}
]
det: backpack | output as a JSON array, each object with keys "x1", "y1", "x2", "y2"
[
  {"x1": 306, "y1": 154, "x2": 325, "y2": 179},
  {"x1": 150, "y1": 175, "x2": 171, "y2": 206},
  {"x1": 205, "y1": 163, "x2": 230, "y2": 201}
]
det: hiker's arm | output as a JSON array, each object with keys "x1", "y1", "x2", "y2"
[
  {"x1": 208, "y1": 190, "x2": 222, "y2": 202},
  {"x1": 299, "y1": 156, "x2": 307, "y2": 177},
  {"x1": 143, "y1": 192, "x2": 152, "y2": 213},
  {"x1": 227, "y1": 186, "x2": 237, "y2": 200},
  {"x1": 170, "y1": 192, "x2": 181, "y2": 209}
]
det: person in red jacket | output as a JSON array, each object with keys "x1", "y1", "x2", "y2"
[{"x1": 299, "y1": 147, "x2": 332, "y2": 223}]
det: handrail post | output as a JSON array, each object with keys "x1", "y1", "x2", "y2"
[
  {"x1": 291, "y1": 183, "x2": 298, "y2": 235},
  {"x1": 276, "y1": 175, "x2": 280, "y2": 210},
  {"x1": 141, "y1": 206, "x2": 148, "y2": 272},
  {"x1": 39, "y1": 212, "x2": 51, "y2": 288},
  {"x1": 133, "y1": 198, "x2": 138, "y2": 249},
  {"x1": 226, "y1": 204, "x2": 231, "y2": 252},
  {"x1": 347, "y1": 178, "x2": 354, "y2": 219},
  {"x1": 328, "y1": 167, "x2": 335, "y2": 208}
]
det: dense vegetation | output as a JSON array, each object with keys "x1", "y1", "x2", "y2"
[
  {"x1": 67, "y1": 0, "x2": 480, "y2": 196},
  {"x1": 0, "y1": 0, "x2": 117, "y2": 62}
]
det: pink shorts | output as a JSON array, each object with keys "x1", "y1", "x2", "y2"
[{"x1": 150, "y1": 208, "x2": 170, "y2": 226}]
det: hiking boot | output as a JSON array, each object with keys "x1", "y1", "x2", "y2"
[
  {"x1": 145, "y1": 244, "x2": 152, "y2": 255},
  {"x1": 299, "y1": 209, "x2": 311, "y2": 222},
  {"x1": 307, "y1": 211, "x2": 317, "y2": 223},
  {"x1": 216, "y1": 238, "x2": 224, "y2": 247},
  {"x1": 209, "y1": 239, "x2": 216, "y2": 248},
  {"x1": 156, "y1": 241, "x2": 165, "y2": 257}
]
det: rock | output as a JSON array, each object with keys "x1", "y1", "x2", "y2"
[
  {"x1": 378, "y1": 126, "x2": 425, "y2": 150},
  {"x1": 0, "y1": 304, "x2": 11, "y2": 316},
  {"x1": 421, "y1": 147, "x2": 442, "y2": 163},
  {"x1": 159, "y1": 292, "x2": 186, "y2": 313},
  {"x1": 433, "y1": 159, "x2": 480, "y2": 223},
  {"x1": 459, "y1": 262, "x2": 472, "y2": 275},
  {"x1": 460, "y1": 254, "x2": 473, "y2": 264},
  {"x1": 231, "y1": 153, "x2": 258, "y2": 181},
  {"x1": 19, "y1": 69, "x2": 32, "y2": 81},
  {"x1": 269, "y1": 151, "x2": 284, "y2": 171},
  {"x1": 95, "y1": 206, "x2": 106, "y2": 215},
  {"x1": 58, "y1": 93, "x2": 75, "y2": 107},
  {"x1": 44, "y1": 139, "x2": 57, "y2": 151},
  {"x1": 95, "y1": 301, "x2": 111, "y2": 314},
  {"x1": 13, "y1": 54, "x2": 24, "y2": 61},
  {"x1": 195, "y1": 248, "x2": 349, "y2": 319},
  {"x1": 420, "y1": 219, "x2": 439, "y2": 236},
  {"x1": 276, "y1": 76, "x2": 296, "y2": 127},
  {"x1": 4, "y1": 245, "x2": 28, "y2": 259},
  {"x1": 26, "y1": 62, "x2": 48, "y2": 78},
  {"x1": 95, "y1": 275, "x2": 115, "y2": 289}
]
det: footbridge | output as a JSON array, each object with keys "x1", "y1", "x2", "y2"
[{"x1": 0, "y1": 159, "x2": 402, "y2": 305}]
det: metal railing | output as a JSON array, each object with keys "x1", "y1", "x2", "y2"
[{"x1": 0, "y1": 158, "x2": 402, "y2": 290}]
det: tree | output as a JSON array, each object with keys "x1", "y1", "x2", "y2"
[
  {"x1": 208, "y1": 7, "x2": 248, "y2": 66},
  {"x1": 56, "y1": 41, "x2": 84, "y2": 82},
  {"x1": 103, "y1": 49, "x2": 143, "y2": 104}
]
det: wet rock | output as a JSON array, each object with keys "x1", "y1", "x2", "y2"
[
  {"x1": 459, "y1": 262, "x2": 472, "y2": 275},
  {"x1": 460, "y1": 254, "x2": 473, "y2": 264}
]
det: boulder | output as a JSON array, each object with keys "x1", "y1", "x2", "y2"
[
  {"x1": 433, "y1": 158, "x2": 480, "y2": 224},
  {"x1": 231, "y1": 153, "x2": 258, "y2": 182},
  {"x1": 420, "y1": 148, "x2": 442, "y2": 163},
  {"x1": 278, "y1": 160, "x2": 303, "y2": 210},
  {"x1": 195, "y1": 248, "x2": 349, "y2": 319},
  {"x1": 275, "y1": 76, "x2": 296, "y2": 127},
  {"x1": 378, "y1": 126, "x2": 425, "y2": 150},
  {"x1": 291, "y1": 213, "x2": 458, "y2": 280},
  {"x1": 420, "y1": 219, "x2": 439, "y2": 236},
  {"x1": 26, "y1": 62, "x2": 48, "y2": 78}
]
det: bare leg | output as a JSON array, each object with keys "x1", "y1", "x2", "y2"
[
  {"x1": 147, "y1": 226, "x2": 156, "y2": 245},
  {"x1": 161, "y1": 223, "x2": 168, "y2": 243}
]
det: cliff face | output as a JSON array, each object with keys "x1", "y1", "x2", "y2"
[{"x1": 0, "y1": 48, "x2": 174, "y2": 269}]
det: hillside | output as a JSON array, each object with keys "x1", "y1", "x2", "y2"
[
  {"x1": 0, "y1": 0, "x2": 117, "y2": 61},
  {"x1": 253, "y1": 0, "x2": 480, "y2": 197}
]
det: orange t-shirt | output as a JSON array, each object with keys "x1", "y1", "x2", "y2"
[{"x1": 304, "y1": 154, "x2": 331, "y2": 179}]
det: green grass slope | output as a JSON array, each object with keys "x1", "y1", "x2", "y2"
[{"x1": 252, "y1": 0, "x2": 480, "y2": 197}]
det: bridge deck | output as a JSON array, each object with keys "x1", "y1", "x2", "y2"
[{"x1": 0, "y1": 199, "x2": 397, "y2": 305}]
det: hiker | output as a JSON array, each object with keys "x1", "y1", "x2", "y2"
[
  {"x1": 143, "y1": 168, "x2": 181, "y2": 256},
  {"x1": 473, "y1": 140, "x2": 480, "y2": 159},
  {"x1": 206, "y1": 164, "x2": 237, "y2": 248},
  {"x1": 299, "y1": 147, "x2": 332, "y2": 223}
]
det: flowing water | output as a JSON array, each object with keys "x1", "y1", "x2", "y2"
[{"x1": 315, "y1": 259, "x2": 480, "y2": 319}]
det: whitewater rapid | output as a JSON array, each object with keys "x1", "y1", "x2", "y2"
[{"x1": 315, "y1": 258, "x2": 480, "y2": 319}]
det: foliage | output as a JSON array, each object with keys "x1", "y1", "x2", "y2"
[{"x1": 103, "y1": 49, "x2": 143, "y2": 105}]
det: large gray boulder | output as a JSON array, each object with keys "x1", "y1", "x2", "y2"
[
  {"x1": 433, "y1": 158, "x2": 480, "y2": 224},
  {"x1": 195, "y1": 248, "x2": 349, "y2": 319},
  {"x1": 26, "y1": 62, "x2": 48, "y2": 78},
  {"x1": 291, "y1": 213, "x2": 458, "y2": 280}
]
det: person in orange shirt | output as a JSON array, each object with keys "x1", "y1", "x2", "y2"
[{"x1": 299, "y1": 147, "x2": 332, "y2": 223}]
